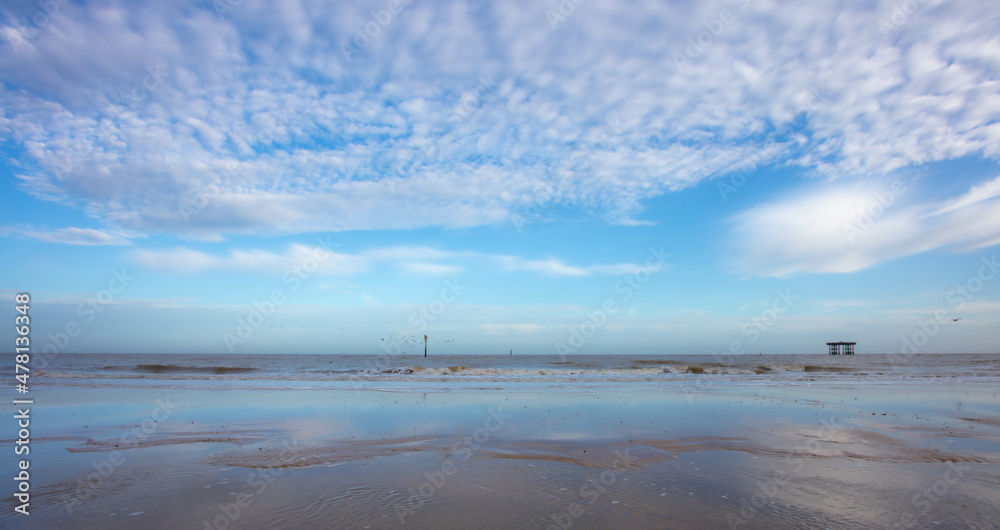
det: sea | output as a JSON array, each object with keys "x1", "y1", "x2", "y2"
[
  {"x1": 15, "y1": 352, "x2": 1000, "y2": 529},
  {"x1": 36, "y1": 352, "x2": 1000, "y2": 391}
]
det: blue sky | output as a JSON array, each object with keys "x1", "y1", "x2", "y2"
[{"x1": 1, "y1": 0, "x2": 998, "y2": 356}]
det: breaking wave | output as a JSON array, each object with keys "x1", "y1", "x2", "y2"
[
  {"x1": 134, "y1": 364, "x2": 258, "y2": 374},
  {"x1": 35, "y1": 353, "x2": 999, "y2": 389}
]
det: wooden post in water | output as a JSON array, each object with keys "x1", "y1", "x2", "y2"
[{"x1": 424, "y1": 335, "x2": 428, "y2": 357}]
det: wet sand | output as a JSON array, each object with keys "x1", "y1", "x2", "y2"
[{"x1": 4, "y1": 383, "x2": 999, "y2": 529}]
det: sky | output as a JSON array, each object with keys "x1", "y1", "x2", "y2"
[{"x1": 1, "y1": 0, "x2": 998, "y2": 356}]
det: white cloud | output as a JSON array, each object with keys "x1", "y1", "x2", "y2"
[
  {"x1": 398, "y1": 261, "x2": 464, "y2": 276},
  {"x1": 494, "y1": 255, "x2": 648, "y2": 276},
  {"x1": 19, "y1": 226, "x2": 133, "y2": 245},
  {"x1": 131, "y1": 245, "x2": 368, "y2": 275},
  {"x1": 498, "y1": 257, "x2": 588, "y2": 276},
  {"x1": 130, "y1": 244, "x2": 648, "y2": 277},
  {"x1": 929, "y1": 175, "x2": 1000, "y2": 217},
  {"x1": 0, "y1": 0, "x2": 996, "y2": 238},
  {"x1": 733, "y1": 175, "x2": 1000, "y2": 277},
  {"x1": 589, "y1": 263, "x2": 649, "y2": 275},
  {"x1": 362, "y1": 246, "x2": 472, "y2": 262}
]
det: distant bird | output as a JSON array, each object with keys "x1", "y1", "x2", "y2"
[{"x1": 952, "y1": 318, "x2": 962, "y2": 322}]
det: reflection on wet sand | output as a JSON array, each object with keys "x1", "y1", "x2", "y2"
[{"x1": 6, "y1": 383, "x2": 1000, "y2": 529}]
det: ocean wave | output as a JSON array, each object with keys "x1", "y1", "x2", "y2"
[
  {"x1": 38, "y1": 362, "x2": 978, "y2": 385},
  {"x1": 803, "y1": 365, "x2": 856, "y2": 373},
  {"x1": 659, "y1": 364, "x2": 859, "y2": 375},
  {"x1": 134, "y1": 364, "x2": 258, "y2": 374}
]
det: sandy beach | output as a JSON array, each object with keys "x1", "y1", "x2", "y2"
[
  {"x1": 4, "y1": 0, "x2": 1000, "y2": 527},
  {"x1": 6, "y1": 361, "x2": 999, "y2": 529}
]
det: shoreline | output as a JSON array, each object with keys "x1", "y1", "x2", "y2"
[{"x1": 3, "y1": 381, "x2": 998, "y2": 528}]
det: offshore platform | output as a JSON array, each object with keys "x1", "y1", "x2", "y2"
[{"x1": 826, "y1": 341, "x2": 856, "y2": 355}]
